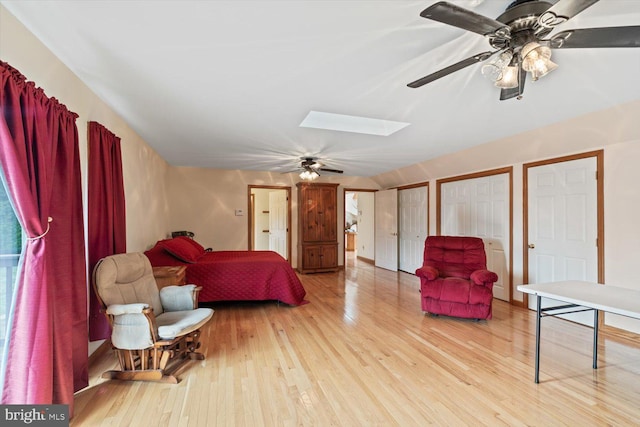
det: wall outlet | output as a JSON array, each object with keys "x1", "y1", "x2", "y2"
[{"x1": 235, "y1": 209, "x2": 244, "y2": 216}]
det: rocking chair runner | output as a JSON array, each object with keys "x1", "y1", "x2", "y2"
[{"x1": 93, "y1": 252, "x2": 214, "y2": 383}]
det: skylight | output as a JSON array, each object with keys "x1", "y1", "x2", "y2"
[{"x1": 300, "y1": 111, "x2": 410, "y2": 136}]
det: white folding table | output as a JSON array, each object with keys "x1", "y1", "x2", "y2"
[{"x1": 517, "y1": 281, "x2": 640, "y2": 383}]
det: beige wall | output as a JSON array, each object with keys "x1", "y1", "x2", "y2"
[{"x1": 603, "y1": 140, "x2": 640, "y2": 333}]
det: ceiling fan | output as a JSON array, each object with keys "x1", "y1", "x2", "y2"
[
  {"x1": 291, "y1": 157, "x2": 344, "y2": 180},
  {"x1": 407, "y1": 0, "x2": 640, "y2": 100}
]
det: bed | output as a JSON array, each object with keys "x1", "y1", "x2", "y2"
[{"x1": 144, "y1": 236, "x2": 307, "y2": 306}]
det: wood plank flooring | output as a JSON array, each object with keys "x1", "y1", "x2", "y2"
[{"x1": 72, "y1": 254, "x2": 640, "y2": 426}]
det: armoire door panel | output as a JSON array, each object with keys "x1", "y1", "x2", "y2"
[{"x1": 297, "y1": 183, "x2": 339, "y2": 273}]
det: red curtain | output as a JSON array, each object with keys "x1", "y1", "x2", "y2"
[
  {"x1": 0, "y1": 62, "x2": 88, "y2": 413},
  {"x1": 88, "y1": 121, "x2": 126, "y2": 340}
]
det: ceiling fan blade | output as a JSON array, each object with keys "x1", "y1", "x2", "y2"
[
  {"x1": 407, "y1": 51, "x2": 495, "y2": 88},
  {"x1": 420, "y1": 1, "x2": 509, "y2": 37},
  {"x1": 550, "y1": 26, "x2": 640, "y2": 48},
  {"x1": 499, "y1": 63, "x2": 526, "y2": 101},
  {"x1": 537, "y1": 0, "x2": 599, "y2": 30},
  {"x1": 318, "y1": 168, "x2": 343, "y2": 174}
]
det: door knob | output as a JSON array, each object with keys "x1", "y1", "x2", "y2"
[{"x1": 528, "y1": 243, "x2": 535, "y2": 249}]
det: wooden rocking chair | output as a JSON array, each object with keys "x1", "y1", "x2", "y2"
[{"x1": 92, "y1": 252, "x2": 214, "y2": 383}]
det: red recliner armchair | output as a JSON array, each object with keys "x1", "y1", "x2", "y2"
[{"x1": 415, "y1": 236, "x2": 497, "y2": 320}]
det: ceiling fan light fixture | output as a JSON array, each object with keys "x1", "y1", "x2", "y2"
[
  {"x1": 299, "y1": 169, "x2": 319, "y2": 181},
  {"x1": 521, "y1": 42, "x2": 558, "y2": 81},
  {"x1": 409, "y1": 2, "x2": 640, "y2": 100},
  {"x1": 494, "y1": 66, "x2": 519, "y2": 88},
  {"x1": 481, "y1": 50, "x2": 513, "y2": 82}
]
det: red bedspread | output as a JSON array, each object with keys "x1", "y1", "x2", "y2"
[{"x1": 145, "y1": 241, "x2": 307, "y2": 306}]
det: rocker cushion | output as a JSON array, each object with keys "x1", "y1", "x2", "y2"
[
  {"x1": 156, "y1": 308, "x2": 213, "y2": 339},
  {"x1": 111, "y1": 312, "x2": 154, "y2": 350},
  {"x1": 94, "y1": 252, "x2": 164, "y2": 316}
]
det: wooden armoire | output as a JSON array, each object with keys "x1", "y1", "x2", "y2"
[{"x1": 296, "y1": 182, "x2": 339, "y2": 273}]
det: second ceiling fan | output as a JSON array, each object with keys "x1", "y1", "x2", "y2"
[
  {"x1": 296, "y1": 157, "x2": 344, "y2": 180},
  {"x1": 408, "y1": 0, "x2": 640, "y2": 100}
]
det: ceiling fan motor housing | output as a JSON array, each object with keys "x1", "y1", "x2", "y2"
[
  {"x1": 490, "y1": 0, "x2": 555, "y2": 52},
  {"x1": 301, "y1": 157, "x2": 320, "y2": 169}
]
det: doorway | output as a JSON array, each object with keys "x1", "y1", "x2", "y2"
[
  {"x1": 524, "y1": 151, "x2": 603, "y2": 325},
  {"x1": 343, "y1": 189, "x2": 376, "y2": 267},
  {"x1": 248, "y1": 186, "x2": 291, "y2": 262}
]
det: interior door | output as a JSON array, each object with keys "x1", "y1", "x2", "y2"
[
  {"x1": 399, "y1": 186, "x2": 428, "y2": 274},
  {"x1": 375, "y1": 189, "x2": 398, "y2": 271},
  {"x1": 268, "y1": 190, "x2": 288, "y2": 259},
  {"x1": 527, "y1": 157, "x2": 598, "y2": 325},
  {"x1": 250, "y1": 186, "x2": 290, "y2": 260},
  {"x1": 440, "y1": 173, "x2": 510, "y2": 301}
]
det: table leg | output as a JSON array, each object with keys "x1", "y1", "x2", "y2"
[
  {"x1": 535, "y1": 295, "x2": 542, "y2": 383},
  {"x1": 593, "y1": 309, "x2": 599, "y2": 369}
]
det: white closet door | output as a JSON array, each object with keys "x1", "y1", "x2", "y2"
[{"x1": 441, "y1": 173, "x2": 510, "y2": 301}]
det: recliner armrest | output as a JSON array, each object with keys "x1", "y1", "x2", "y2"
[
  {"x1": 415, "y1": 266, "x2": 439, "y2": 280},
  {"x1": 160, "y1": 284, "x2": 199, "y2": 311},
  {"x1": 470, "y1": 269, "x2": 498, "y2": 285},
  {"x1": 106, "y1": 303, "x2": 150, "y2": 316}
]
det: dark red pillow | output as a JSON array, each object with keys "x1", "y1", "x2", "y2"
[
  {"x1": 181, "y1": 236, "x2": 205, "y2": 253},
  {"x1": 158, "y1": 237, "x2": 204, "y2": 263}
]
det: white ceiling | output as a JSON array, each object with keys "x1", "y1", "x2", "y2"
[{"x1": 3, "y1": 0, "x2": 640, "y2": 177}]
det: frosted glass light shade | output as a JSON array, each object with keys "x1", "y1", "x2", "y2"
[
  {"x1": 521, "y1": 42, "x2": 558, "y2": 81},
  {"x1": 300, "y1": 170, "x2": 319, "y2": 180},
  {"x1": 481, "y1": 51, "x2": 513, "y2": 82},
  {"x1": 494, "y1": 66, "x2": 519, "y2": 88}
]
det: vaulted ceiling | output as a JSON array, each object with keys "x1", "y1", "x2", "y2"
[{"x1": 3, "y1": 0, "x2": 639, "y2": 176}]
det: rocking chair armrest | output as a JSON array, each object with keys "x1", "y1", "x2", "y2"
[
  {"x1": 106, "y1": 303, "x2": 151, "y2": 316},
  {"x1": 193, "y1": 286, "x2": 203, "y2": 308},
  {"x1": 160, "y1": 284, "x2": 201, "y2": 311}
]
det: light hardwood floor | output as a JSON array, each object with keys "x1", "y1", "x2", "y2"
[{"x1": 72, "y1": 254, "x2": 640, "y2": 426}]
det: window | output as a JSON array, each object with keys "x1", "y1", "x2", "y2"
[{"x1": 0, "y1": 180, "x2": 22, "y2": 355}]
